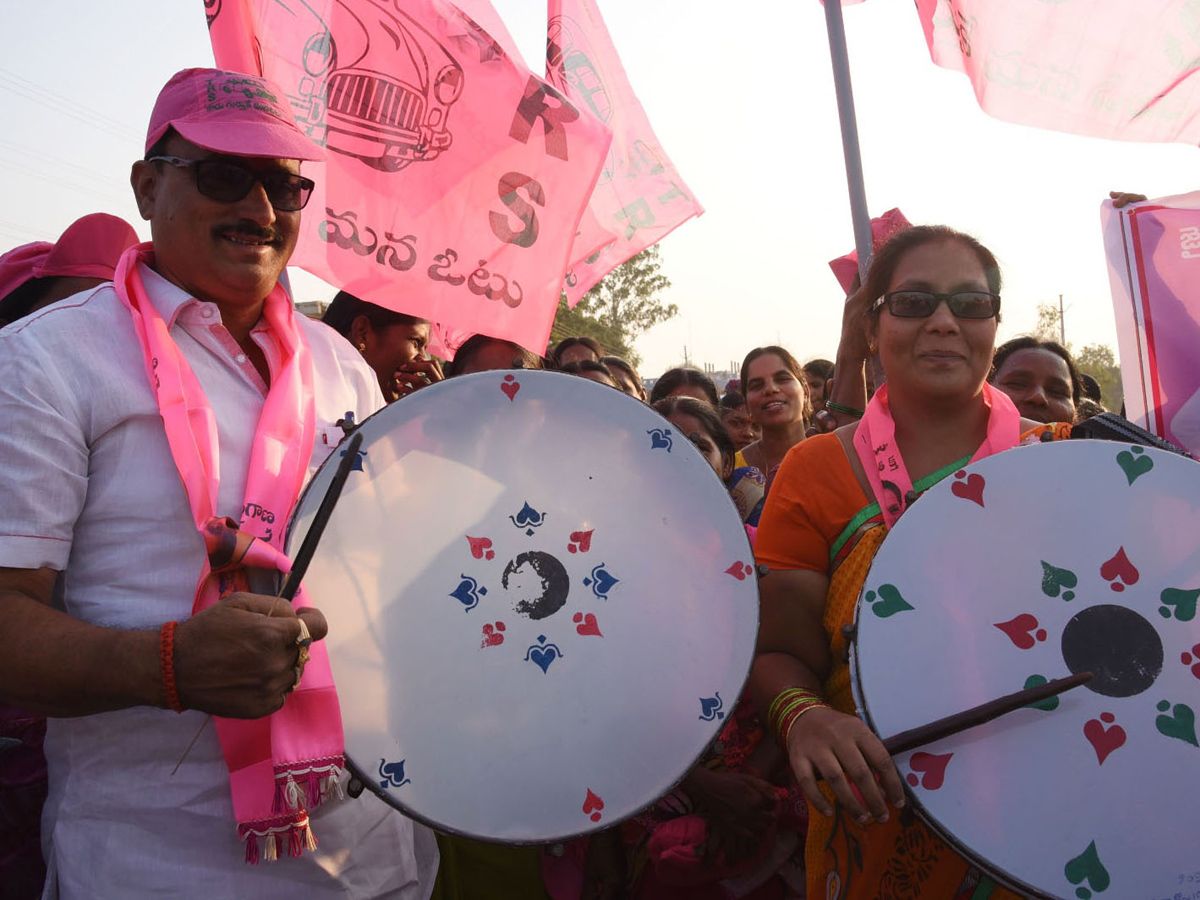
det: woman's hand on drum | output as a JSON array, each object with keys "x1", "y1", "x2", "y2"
[{"x1": 785, "y1": 705, "x2": 905, "y2": 825}]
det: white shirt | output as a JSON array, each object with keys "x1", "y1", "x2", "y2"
[{"x1": 0, "y1": 267, "x2": 437, "y2": 899}]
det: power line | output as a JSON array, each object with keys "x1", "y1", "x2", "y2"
[{"x1": 0, "y1": 68, "x2": 141, "y2": 143}]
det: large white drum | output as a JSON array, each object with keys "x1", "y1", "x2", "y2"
[
  {"x1": 286, "y1": 370, "x2": 759, "y2": 842},
  {"x1": 851, "y1": 439, "x2": 1200, "y2": 900}
]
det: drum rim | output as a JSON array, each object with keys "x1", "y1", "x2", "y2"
[{"x1": 286, "y1": 368, "x2": 761, "y2": 843}]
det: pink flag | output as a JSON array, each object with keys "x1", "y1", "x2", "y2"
[
  {"x1": 828, "y1": 207, "x2": 912, "y2": 293},
  {"x1": 547, "y1": 0, "x2": 703, "y2": 307},
  {"x1": 1102, "y1": 193, "x2": 1200, "y2": 453},
  {"x1": 913, "y1": 0, "x2": 1200, "y2": 144},
  {"x1": 208, "y1": 0, "x2": 611, "y2": 357}
]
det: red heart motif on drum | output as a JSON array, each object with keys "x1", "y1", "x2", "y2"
[
  {"x1": 1100, "y1": 546, "x2": 1139, "y2": 592},
  {"x1": 480, "y1": 622, "x2": 505, "y2": 648},
  {"x1": 568, "y1": 530, "x2": 593, "y2": 554},
  {"x1": 950, "y1": 471, "x2": 985, "y2": 507},
  {"x1": 993, "y1": 614, "x2": 1048, "y2": 650},
  {"x1": 906, "y1": 752, "x2": 953, "y2": 790},
  {"x1": 725, "y1": 561, "x2": 751, "y2": 581},
  {"x1": 573, "y1": 612, "x2": 602, "y2": 636},
  {"x1": 500, "y1": 374, "x2": 520, "y2": 401},
  {"x1": 582, "y1": 788, "x2": 604, "y2": 823},
  {"x1": 1083, "y1": 713, "x2": 1126, "y2": 765},
  {"x1": 466, "y1": 536, "x2": 495, "y2": 560}
]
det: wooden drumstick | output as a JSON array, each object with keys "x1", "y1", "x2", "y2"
[
  {"x1": 171, "y1": 431, "x2": 365, "y2": 775},
  {"x1": 882, "y1": 671, "x2": 1093, "y2": 756}
]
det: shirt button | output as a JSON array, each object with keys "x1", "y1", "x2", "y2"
[
  {"x1": 236, "y1": 353, "x2": 247, "y2": 364},
  {"x1": 201, "y1": 307, "x2": 214, "y2": 318}
]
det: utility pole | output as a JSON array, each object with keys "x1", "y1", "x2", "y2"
[{"x1": 1059, "y1": 293, "x2": 1066, "y2": 345}]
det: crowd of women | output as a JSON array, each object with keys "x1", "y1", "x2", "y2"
[
  {"x1": 315, "y1": 224, "x2": 1100, "y2": 900},
  {"x1": 0, "y1": 215, "x2": 1108, "y2": 899}
]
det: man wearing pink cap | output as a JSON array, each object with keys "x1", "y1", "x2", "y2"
[{"x1": 0, "y1": 69, "x2": 437, "y2": 898}]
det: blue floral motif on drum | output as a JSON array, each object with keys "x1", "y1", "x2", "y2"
[
  {"x1": 583, "y1": 564, "x2": 619, "y2": 600},
  {"x1": 450, "y1": 574, "x2": 486, "y2": 611},
  {"x1": 647, "y1": 428, "x2": 673, "y2": 452},
  {"x1": 699, "y1": 693, "x2": 725, "y2": 721},
  {"x1": 378, "y1": 758, "x2": 411, "y2": 788},
  {"x1": 510, "y1": 501, "x2": 547, "y2": 536},
  {"x1": 525, "y1": 635, "x2": 564, "y2": 674}
]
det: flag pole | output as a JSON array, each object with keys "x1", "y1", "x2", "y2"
[{"x1": 823, "y1": 0, "x2": 873, "y2": 279}]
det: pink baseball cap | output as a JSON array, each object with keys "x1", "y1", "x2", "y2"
[
  {"x1": 0, "y1": 213, "x2": 140, "y2": 304},
  {"x1": 145, "y1": 68, "x2": 324, "y2": 161}
]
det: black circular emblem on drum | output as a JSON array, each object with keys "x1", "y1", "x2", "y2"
[
  {"x1": 1061, "y1": 604, "x2": 1163, "y2": 698},
  {"x1": 502, "y1": 551, "x2": 570, "y2": 620}
]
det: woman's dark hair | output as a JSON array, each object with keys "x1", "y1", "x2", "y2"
[
  {"x1": 648, "y1": 367, "x2": 719, "y2": 406},
  {"x1": 719, "y1": 389, "x2": 747, "y2": 412},
  {"x1": 988, "y1": 336, "x2": 1083, "y2": 406},
  {"x1": 600, "y1": 355, "x2": 646, "y2": 401},
  {"x1": 739, "y1": 346, "x2": 812, "y2": 426},
  {"x1": 550, "y1": 335, "x2": 604, "y2": 367},
  {"x1": 448, "y1": 334, "x2": 543, "y2": 375},
  {"x1": 864, "y1": 225, "x2": 1002, "y2": 322},
  {"x1": 652, "y1": 395, "x2": 735, "y2": 474},
  {"x1": 803, "y1": 358, "x2": 835, "y2": 381},
  {"x1": 561, "y1": 358, "x2": 617, "y2": 387},
  {"x1": 322, "y1": 290, "x2": 424, "y2": 337}
]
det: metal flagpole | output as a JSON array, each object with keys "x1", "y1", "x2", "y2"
[{"x1": 823, "y1": 0, "x2": 874, "y2": 280}]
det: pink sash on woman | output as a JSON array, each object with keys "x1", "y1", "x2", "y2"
[
  {"x1": 114, "y1": 244, "x2": 343, "y2": 863},
  {"x1": 853, "y1": 381, "x2": 1021, "y2": 529}
]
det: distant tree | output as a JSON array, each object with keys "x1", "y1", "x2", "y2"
[
  {"x1": 549, "y1": 246, "x2": 677, "y2": 367},
  {"x1": 1075, "y1": 342, "x2": 1124, "y2": 411},
  {"x1": 1033, "y1": 301, "x2": 1065, "y2": 344}
]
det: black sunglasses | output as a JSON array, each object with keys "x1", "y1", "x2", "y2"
[
  {"x1": 874, "y1": 290, "x2": 1001, "y2": 319},
  {"x1": 149, "y1": 156, "x2": 315, "y2": 212}
]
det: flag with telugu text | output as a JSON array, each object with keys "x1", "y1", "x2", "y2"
[
  {"x1": 547, "y1": 0, "x2": 703, "y2": 307},
  {"x1": 911, "y1": 0, "x2": 1200, "y2": 144},
  {"x1": 207, "y1": 0, "x2": 612, "y2": 356},
  {"x1": 1102, "y1": 194, "x2": 1200, "y2": 455}
]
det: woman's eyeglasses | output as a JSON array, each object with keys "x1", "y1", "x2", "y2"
[
  {"x1": 874, "y1": 290, "x2": 1001, "y2": 319},
  {"x1": 149, "y1": 156, "x2": 315, "y2": 212}
]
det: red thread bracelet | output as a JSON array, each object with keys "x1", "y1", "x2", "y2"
[{"x1": 160, "y1": 621, "x2": 184, "y2": 713}]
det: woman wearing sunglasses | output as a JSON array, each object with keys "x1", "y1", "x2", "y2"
[{"x1": 750, "y1": 226, "x2": 1069, "y2": 900}]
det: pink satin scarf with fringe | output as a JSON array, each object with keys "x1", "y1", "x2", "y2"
[{"x1": 114, "y1": 245, "x2": 344, "y2": 863}]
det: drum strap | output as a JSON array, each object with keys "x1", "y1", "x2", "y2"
[
  {"x1": 828, "y1": 452, "x2": 972, "y2": 569},
  {"x1": 113, "y1": 245, "x2": 344, "y2": 863}
]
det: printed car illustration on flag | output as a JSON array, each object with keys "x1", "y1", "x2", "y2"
[{"x1": 262, "y1": 0, "x2": 465, "y2": 172}]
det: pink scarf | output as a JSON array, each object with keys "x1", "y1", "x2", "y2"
[
  {"x1": 114, "y1": 245, "x2": 344, "y2": 863},
  {"x1": 853, "y1": 381, "x2": 1021, "y2": 529}
]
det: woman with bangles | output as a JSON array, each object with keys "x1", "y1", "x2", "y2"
[{"x1": 750, "y1": 226, "x2": 1070, "y2": 900}]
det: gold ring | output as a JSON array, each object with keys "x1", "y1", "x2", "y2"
[{"x1": 296, "y1": 618, "x2": 312, "y2": 648}]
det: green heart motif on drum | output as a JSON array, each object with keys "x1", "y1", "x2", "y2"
[
  {"x1": 863, "y1": 584, "x2": 913, "y2": 618},
  {"x1": 1064, "y1": 840, "x2": 1110, "y2": 898}
]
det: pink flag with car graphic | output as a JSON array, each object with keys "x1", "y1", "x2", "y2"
[
  {"x1": 207, "y1": 0, "x2": 611, "y2": 356},
  {"x1": 547, "y1": 0, "x2": 703, "y2": 308},
  {"x1": 911, "y1": 0, "x2": 1200, "y2": 145}
]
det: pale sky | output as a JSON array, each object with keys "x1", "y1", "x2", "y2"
[{"x1": 3, "y1": 0, "x2": 1198, "y2": 378}]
